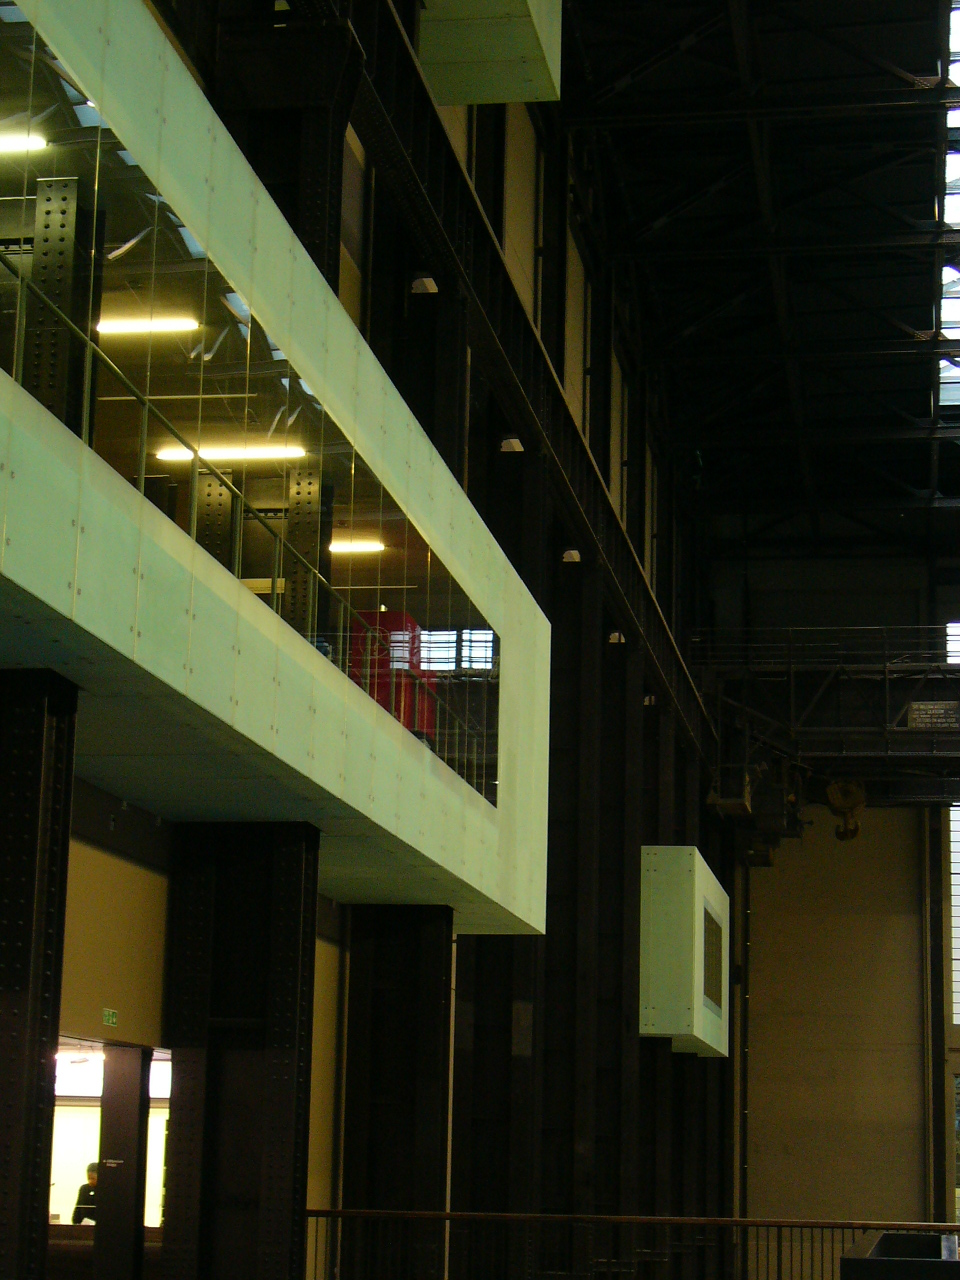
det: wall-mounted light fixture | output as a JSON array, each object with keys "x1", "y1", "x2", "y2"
[
  {"x1": 411, "y1": 274, "x2": 439, "y2": 294},
  {"x1": 562, "y1": 548, "x2": 581, "y2": 563},
  {"x1": 500, "y1": 435, "x2": 524, "y2": 453}
]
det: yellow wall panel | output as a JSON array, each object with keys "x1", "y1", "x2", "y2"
[
  {"x1": 339, "y1": 245, "x2": 363, "y2": 328},
  {"x1": 306, "y1": 937, "x2": 342, "y2": 1268},
  {"x1": 748, "y1": 806, "x2": 926, "y2": 1219},
  {"x1": 564, "y1": 225, "x2": 586, "y2": 433},
  {"x1": 307, "y1": 937, "x2": 341, "y2": 1211},
  {"x1": 59, "y1": 840, "x2": 168, "y2": 1048},
  {"x1": 610, "y1": 353, "x2": 623, "y2": 520},
  {"x1": 438, "y1": 104, "x2": 470, "y2": 170},
  {"x1": 504, "y1": 104, "x2": 537, "y2": 323}
]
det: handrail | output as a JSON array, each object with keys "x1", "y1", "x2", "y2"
[
  {"x1": 304, "y1": 1210, "x2": 959, "y2": 1229},
  {"x1": 0, "y1": 246, "x2": 493, "y2": 787},
  {"x1": 689, "y1": 625, "x2": 958, "y2": 669}
]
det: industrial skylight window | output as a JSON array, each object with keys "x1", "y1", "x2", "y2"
[
  {"x1": 945, "y1": 154, "x2": 960, "y2": 225},
  {"x1": 418, "y1": 629, "x2": 496, "y2": 672},
  {"x1": 421, "y1": 630, "x2": 458, "y2": 672},
  {"x1": 461, "y1": 629, "x2": 495, "y2": 670}
]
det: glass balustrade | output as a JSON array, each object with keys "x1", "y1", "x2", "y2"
[{"x1": 0, "y1": 4, "x2": 498, "y2": 802}]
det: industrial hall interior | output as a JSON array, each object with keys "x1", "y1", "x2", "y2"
[{"x1": 6, "y1": 0, "x2": 960, "y2": 1277}]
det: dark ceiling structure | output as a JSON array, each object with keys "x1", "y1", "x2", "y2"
[{"x1": 563, "y1": 0, "x2": 952, "y2": 552}]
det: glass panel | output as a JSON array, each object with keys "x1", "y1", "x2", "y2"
[
  {"x1": 464, "y1": 598, "x2": 500, "y2": 804},
  {"x1": 0, "y1": 10, "x2": 500, "y2": 802},
  {"x1": 92, "y1": 158, "x2": 165, "y2": 490},
  {"x1": 0, "y1": 8, "x2": 34, "y2": 378},
  {"x1": 317, "y1": 407, "x2": 359, "y2": 665}
]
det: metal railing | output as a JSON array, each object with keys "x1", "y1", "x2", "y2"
[
  {"x1": 689, "y1": 627, "x2": 958, "y2": 671},
  {"x1": 304, "y1": 1211, "x2": 960, "y2": 1280},
  {"x1": 0, "y1": 247, "x2": 496, "y2": 798}
]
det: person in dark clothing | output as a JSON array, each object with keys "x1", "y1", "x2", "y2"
[{"x1": 72, "y1": 1163, "x2": 98, "y2": 1224}]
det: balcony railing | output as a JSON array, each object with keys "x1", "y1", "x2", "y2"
[
  {"x1": 0, "y1": 246, "x2": 498, "y2": 801},
  {"x1": 689, "y1": 627, "x2": 960, "y2": 671},
  {"x1": 305, "y1": 1211, "x2": 960, "y2": 1280}
]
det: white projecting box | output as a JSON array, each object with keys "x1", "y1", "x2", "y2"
[{"x1": 640, "y1": 846, "x2": 729, "y2": 1058}]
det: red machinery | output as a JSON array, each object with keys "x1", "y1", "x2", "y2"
[{"x1": 348, "y1": 610, "x2": 436, "y2": 738}]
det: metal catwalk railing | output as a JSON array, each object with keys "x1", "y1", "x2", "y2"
[
  {"x1": 304, "y1": 1212, "x2": 960, "y2": 1280},
  {"x1": 687, "y1": 625, "x2": 960, "y2": 783},
  {"x1": 689, "y1": 627, "x2": 958, "y2": 671}
]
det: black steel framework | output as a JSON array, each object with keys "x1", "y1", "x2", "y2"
[
  {"x1": 161, "y1": 822, "x2": 319, "y2": 1280},
  {"x1": 0, "y1": 670, "x2": 77, "y2": 1280},
  {"x1": 153, "y1": 0, "x2": 713, "y2": 754},
  {"x1": 563, "y1": 0, "x2": 952, "y2": 553},
  {"x1": 692, "y1": 627, "x2": 960, "y2": 802}
]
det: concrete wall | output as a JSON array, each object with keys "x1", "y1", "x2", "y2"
[
  {"x1": 6, "y1": 0, "x2": 553, "y2": 934},
  {"x1": 748, "y1": 805, "x2": 927, "y2": 1220},
  {"x1": 419, "y1": 0, "x2": 562, "y2": 105},
  {"x1": 60, "y1": 840, "x2": 168, "y2": 1047}
]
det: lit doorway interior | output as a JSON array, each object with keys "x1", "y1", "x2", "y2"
[{"x1": 49, "y1": 1039, "x2": 170, "y2": 1227}]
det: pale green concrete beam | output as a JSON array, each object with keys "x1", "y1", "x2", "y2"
[
  {"x1": 0, "y1": 371, "x2": 542, "y2": 935},
  {"x1": 420, "y1": 0, "x2": 561, "y2": 103},
  {"x1": 9, "y1": 0, "x2": 552, "y2": 935}
]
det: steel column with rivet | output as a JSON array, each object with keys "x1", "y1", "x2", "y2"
[{"x1": 0, "y1": 670, "x2": 78, "y2": 1280}]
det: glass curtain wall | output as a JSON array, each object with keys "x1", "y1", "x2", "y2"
[{"x1": 0, "y1": 4, "x2": 498, "y2": 801}]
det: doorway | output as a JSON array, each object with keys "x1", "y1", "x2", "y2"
[{"x1": 48, "y1": 1038, "x2": 170, "y2": 1277}]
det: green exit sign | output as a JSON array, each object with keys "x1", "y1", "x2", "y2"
[{"x1": 102, "y1": 1008, "x2": 118, "y2": 1028}]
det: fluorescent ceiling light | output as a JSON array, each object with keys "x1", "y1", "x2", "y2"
[
  {"x1": 98, "y1": 317, "x2": 199, "y2": 335},
  {"x1": 156, "y1": 444, "x2": 306, "y2": 461},
  {"x1": 0, "y1": 133, "x2": 47, "y2": 153},
  {"x1": 330, "y1": 539, "x2": 386, "y2": 554}
]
